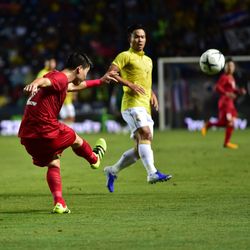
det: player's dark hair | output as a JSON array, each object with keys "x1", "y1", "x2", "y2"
[
  {"x1": 225, "y1": 57, "x2": 234, "y2": 63},
  {"x1": 66, "y1": 52, "x2": 93, "y2": 70},
  {"x1": 127, "y1": 24, "x2": 145, "y2": 36},
  {"x1": 47, "y1": 55, "x2": 56, "y2": 61}
]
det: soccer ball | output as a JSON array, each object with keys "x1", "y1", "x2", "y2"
[{"x1": 199, "y1": 49, "x2": 225, "y2": 75}]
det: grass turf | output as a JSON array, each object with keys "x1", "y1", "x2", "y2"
[{"x1": 0, "y1": 129, "x2": 250, "y2": 250}]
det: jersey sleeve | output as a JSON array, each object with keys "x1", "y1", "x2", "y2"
[
  {"x1": 112, "y1": 52, "x2": 130, "y2": 70},
  {"x1": 44, "y1": 72, "x2": 68, "y2": 92}
]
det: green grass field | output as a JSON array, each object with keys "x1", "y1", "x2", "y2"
[{"x1": 0, "y1": 129, "x2": 250, "y2": 250}]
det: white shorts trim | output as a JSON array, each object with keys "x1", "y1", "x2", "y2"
[{"x1": 122, "y1": 107, "x2": 154, "y2": 138}]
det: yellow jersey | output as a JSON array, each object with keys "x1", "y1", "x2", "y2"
[
  {"x1": 64, "y1": 92, "x2": 74, "y2": 105},
  {"x1": 112, "y1": 48, "x2": 153, "y2": 114},
  {"x1": 37, "y1": 68, "x2": 49, "y2": 78}
]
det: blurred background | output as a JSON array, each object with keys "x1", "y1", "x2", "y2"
[{"x1": 0, "y1": 0, "x2": 249, "y2": 133}]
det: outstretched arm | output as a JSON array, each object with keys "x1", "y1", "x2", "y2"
[
  {"x1": 68, "y1": 81, "x2": 88, "y2": 92},
  {"x1": 216, "y1": 77, "x2": 247, "y2": 99},
  {"x1": 23, "y1": 77, "x2": 52, "y2": 95},
  {"x1": 108, "y1": 64, "x2": 145, "y2": 95},
  {"x1": 234, "y1": 87, "x2": 247, "y2": 96},
  {"x1": 68, "y1": 71, "x2": 118, "y2": 92}
]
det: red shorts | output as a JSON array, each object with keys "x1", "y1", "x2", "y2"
[
  {"x1": 20, "y1": 125, "x2": 76, "y2": 167},
  {"x1": 218, "y1": 106, "x2": 237, "y2": 123},
  {"x1": 218, "y1": 98, "x2": 237, "y2": 123}
]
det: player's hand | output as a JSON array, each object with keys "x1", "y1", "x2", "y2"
[
  {"x1": 23, "y1": 82, "x2": 39, "y2": 94},
  {"x1": 225, "y1": 92, "x2": 236, "y2": 99},
  {"x1": 239, "y1": 88, "x2": 247, "y2": 95},
  {"x1": 100, "y1": 71, "x2": 119, "y2": 84},
  {"x1": 151, "y1": 91, "x2": 159, "y2": 111},
  {"x1": 24, "y1": 78, "x2": 51, "y2": 94},
  {"x1": 127, "y1": 82, "x2": 146, "y2": 95}
]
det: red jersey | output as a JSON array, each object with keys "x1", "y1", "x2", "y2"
[
  {"x1": 18, "y1": 71, "x2": 68, "y2": 138},
  {"x1": 215, "y1": 73, "x2": 239, "y2": 110}
]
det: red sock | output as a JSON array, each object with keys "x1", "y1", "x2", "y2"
[
  {"x1": 224, "y1": 125, "x2": 234, "y2": 145},
  {"x1": 72, "y1": 140, "x2": 97, "y2": 164},
  {"x1": 46, "y1": 167, "x2": 66, "y2": 207}
]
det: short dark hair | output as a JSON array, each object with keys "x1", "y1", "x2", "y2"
[
  {"x1": 66, "y1": 52, "x2": 93, "y2": 70},
  {"x1": 46, "y1": 56, "x2": 56, "y2": 61},
  {"x1": 127, "y1": 24, "x2": 145, "y2": 36},
  {"x1": 225, "y1": 57, "x2": 234, "y2": 63}
]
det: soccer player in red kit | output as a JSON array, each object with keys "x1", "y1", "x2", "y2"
[
  {"x1": 18, "y1": 52, "x2": 117, "y2": 213},
  {"x1": 201, "y1": 58, "x2": 246, "y2": 149}
]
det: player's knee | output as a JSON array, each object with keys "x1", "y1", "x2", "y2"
[
  {"x1": 226, "y1": 113, "x2": 235, "y2": 125},
  {"x1": 141, "y1": 132, "x2": 152, "y2": 142},
  {"x1": 226, "y1": 116, "x2": 234, "y2": 127},
  {"x1": 72, "y1": 134, "x2": 83, "y2": 148},
  {"x1": 138, "y1": 127, "x2": 152, "y2": 142},
  {"x1": 48, "y1": 159, "x2": 60, "y2": 168},
  {"x1": 227, "y1": 121, "x2": 234, "y2": 127}
]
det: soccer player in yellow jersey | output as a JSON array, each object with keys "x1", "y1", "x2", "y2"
[
  {"x1": 104, "y1": 24, "x2": 172, "y2": 192},
  {"x1": 37, "y1": 57, "x2": 57, "y2": 78}
]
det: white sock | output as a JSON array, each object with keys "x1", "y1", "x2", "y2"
[
  {"x1": 111, "y1": 148, "x2": 139, "y2": 174},
  {"x1": 138, "y1": 144, "x2": 157, "y2": 175}
]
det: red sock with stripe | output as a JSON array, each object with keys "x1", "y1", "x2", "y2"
[
  {"x1": 46, "y1": 167, "x2": 66, "y2": 207},
  {"x1": 72, "y1": 140, "x2": 97, "y2": 164}
]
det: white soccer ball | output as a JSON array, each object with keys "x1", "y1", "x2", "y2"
[{"x1": 199, "y1": 49, "x2": 225, "y2": 75}]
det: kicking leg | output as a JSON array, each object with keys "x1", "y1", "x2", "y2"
[{"x1": 71, "y1": 134, "x2": 106, "y2": 169}]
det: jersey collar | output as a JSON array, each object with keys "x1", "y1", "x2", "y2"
[{"x1": 129, "y1": 47, "x2": 145, "y2": 56}]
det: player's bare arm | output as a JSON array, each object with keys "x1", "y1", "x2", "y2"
[
  {"x1": 150, "y1": 91, "x2": 159, "y2": 111},
  {"x1": 227, "y1": 87, "x2": 247, "y2": 98},
  {"x1": 108, "y1": 64, "x2": 145, "y2": 95},
  {"x1": 67, "y1": 81, "x2": 87, "y2": 92},
  {"x1": 238, "y1": 87, "x2": 247, "y2": 95},
  {"x1": 67, "y1": 71, "x2": 118, "y2": 92},
  {"x1": 100, "y1": 70, "x2": 119, "y2": 84},
  {"x1": 23, "y1": 77, "x2": 52, "y2": 94}
]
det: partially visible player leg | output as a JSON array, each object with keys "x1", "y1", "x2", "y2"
[
  {"x1": 91, "y1": 138, "x2": 107, "y2": 169},
  {"x1": 224, "y1": 115, "x2": 238, "y2": 149},
  {"x1": 137, "y1": 138, "x2": 157, "y2": 175},
  {"x1": 71, "y1": 134, "x2": 106, "y2": 169},
  {"x1": 106, "y1": 148, "x2": 139, "y2": 174},
  {"x1": 104, "y1": 148, "x2": 139, "y2": 192},
  {"x1": 139, "y1": 143, "x2": 172, "y2": 184},
  {"x1": 121, "y1": 109, "x2": 172, "y2": 185},
  {"x1": 137, "y1": 127, "x2": 172, "y2": 184},
  {"x1": 201, "y1": 120, "x2": 226, "y2": 136},
  {"x1": 47, "y1": 159, "x2": 70, "y2": 214}
]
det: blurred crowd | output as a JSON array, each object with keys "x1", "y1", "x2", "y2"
[{"x1": 0, "y1": 0, "x2": 250, "y2": 121}]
